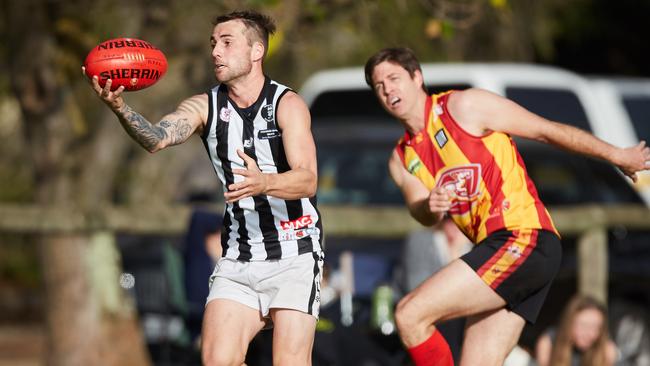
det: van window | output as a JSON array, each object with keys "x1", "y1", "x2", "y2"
[
  {"x1": 311, "y1": 89, "x2": 403, "y2": 205},
  {"x1": 515, "y1": 140, "x2": 641, "y2": 205},
  {"x1": 621, "y1": 96, "x2": 650, "y2": 142},
  {"x1": 426, "y1": 84, "x2": 471, "y2": 95},
  {"x1": 505, "y1": 87, "x2": 592, "y2": 132},
  {"x1": 311, "y1": 90, "x2": 391, "y2": 119}
]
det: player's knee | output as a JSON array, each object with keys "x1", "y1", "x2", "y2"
[
  {"x1": 273, "y1": 350, "x2": 309, "y2": 366},
  {"x1": 463, "y1": 351, "x2": 507, "y2": 366},
  {"x1": 395, "y1": 295, "x2": 421, "y2": 332},
  {"x1": 202, "y1": 347, "x2": 245, "y2": 366}
]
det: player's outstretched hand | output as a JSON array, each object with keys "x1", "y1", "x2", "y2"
[
  {"x1": 617, "y1": 141, "x2": 650, "y2": 182},
  {"x1": 428, "y1": 186, "x2": 455, "y2": 214},
  {"x1": 81, "y1": 66, "x2": 125, "y2": 112},
  {"x1": 225, "y1": 149, "x2": 268, "y2": 203}
]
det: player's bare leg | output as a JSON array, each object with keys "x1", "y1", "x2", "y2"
[
  {"x1": 459, "y1": 308, "x2": 525, "y2": 366},
  {"x1": 202, "y1": 299, "x2": 266, "y2": 366},
  {"x1": 395, "y1": 259, "x2": 507, "y2": 346},
  {"x1": 270, "y1": 308, "x2": 317, "y2": 366}
]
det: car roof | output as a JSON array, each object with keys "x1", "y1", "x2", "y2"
[
  {"x1": 589, "y1": 76, "x2": 650, "y2": 96},
  {"x1": 300, "y1": 62, "x2": 588, "y2": 106}
]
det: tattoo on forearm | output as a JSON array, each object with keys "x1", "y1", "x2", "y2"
[
  {"x1": 160, "y1": 117, "x2": 192, "y2": 145},
  {"x1": 117, "y1": 104, "x2": 165, "y2": 151},
  {"x1": 117, "y1": 105, "x2": 193, "y2": 151}
]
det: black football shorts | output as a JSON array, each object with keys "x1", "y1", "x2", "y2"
[{"x1": 461, "y1": 229, "x2": 562, "y2": 323}]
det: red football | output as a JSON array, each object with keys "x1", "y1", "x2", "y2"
[{"x1": 83, "y1": 37, "x2": 167, "y2": 92}]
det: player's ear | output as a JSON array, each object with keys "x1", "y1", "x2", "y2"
[
  {"x1": 414, "y1": 69, "x2": 424, "y2": 87},
  {"x1": 251, "y1": 41, "x2": 265, "y2": 62}
]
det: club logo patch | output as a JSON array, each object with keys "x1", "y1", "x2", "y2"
[
  {"x1": 435, "y1": 164, "x2": 482, "y2": 215},
  {"x1": 219, "y1": 107, "x2": 231, "y2": 122},
  {"x1": 261, "y1": 104, "x2": 274, "y2": 122}
]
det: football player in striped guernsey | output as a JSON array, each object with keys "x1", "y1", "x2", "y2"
[
  {"x1": 365, "y1": 47, "x2": 650, "y2": 366},
  {"x1": 87, "y1": 10, "x2": 323, "y2": 366}
]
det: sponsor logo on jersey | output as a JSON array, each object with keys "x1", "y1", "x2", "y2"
[
  {"x1": 280, "y1": 215, "x2": 313, "y2": 230},
  {"x1": 243, "y1": 138, "x2": 253, "y2": 148},
  {"x1": 258, "y1": 128, "x2": 281, "y2": 140},
  {"x1": 407, "y1": 158, "x2": 422, "y2": 174},
  {"x1": 506, "y1": 244, "x2": 523, "y2": 259},
  {"x1": 435, "y1": 128, "x2": 448, "y2": 148},
  {"x1": 278, "y1": 227, "x2": 320, "y2": 241},
  {"x1": 434, "y1": 103, "x2": 444, "y2": 116}
]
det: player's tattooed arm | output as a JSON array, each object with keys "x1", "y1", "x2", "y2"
[
  {"x1": 115, "y1": 104, "x2": 167, "y2": 151},
  {"x1": 115, "y1": 95, "x2": 207, "y2": 152}
]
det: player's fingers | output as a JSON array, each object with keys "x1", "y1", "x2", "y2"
[
  {"x1": 642, "y1": 146, "x2": 650, "y2": 156},
  {"x1": 113, "y1": 85, "x2": 125, "y2": 97},
  {"x1": 224, "y1": 189, "x2": 249, "y2": 203},
  {"x1": 228, "y1": 180, "x2": 250, "y2": 191},
  {"x1": 232, "y1": 169, "x2": 250, "y2": 176},
  {"x1": 237, "y1": 149, "x2": 252, "y2": 164},
  {"x1": 91, "y1": 75, "x2": 102, "y2": 92},
  {"x1": 630, "y1": 172, "x2": 638, "y2": 183},
  {"x1": 102, "y1": 79, "x2": 113, "y2": 96}
]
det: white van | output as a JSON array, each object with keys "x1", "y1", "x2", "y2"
[{"x1": 301, "y1": 63, "x2": 650, "y2": 206}]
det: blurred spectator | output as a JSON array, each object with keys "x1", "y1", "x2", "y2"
[
  {"x1": 393, "y1": 217, "x2": 472, "y2": 297},
  {"x1": 610, "y1": 299, "x2": 650, "y2": 366},
  {"x1": 535, "y1": 294, "x2": 618, "y2": 366},
  {"x1": 504, "y1": 345, "x2": 536, "y2": 366},
  {"x1": 392, "y1": 217, "x2": 471, "y2": 363},
  {"x1": 182, "y1": 209, "x2": 223, "y2": 344}
]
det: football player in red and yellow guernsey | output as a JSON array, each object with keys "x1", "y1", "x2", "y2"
[{"x1": 365, "y1": 47, "x2": 650, "y2": 366}]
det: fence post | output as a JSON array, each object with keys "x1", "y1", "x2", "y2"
[{"x1": 577, "y1": 226, "x2": 608, "y2": 304}]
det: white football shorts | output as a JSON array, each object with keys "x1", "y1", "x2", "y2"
[{"x1": 206, "y1": 251, "x2": 324, "y2": 320}]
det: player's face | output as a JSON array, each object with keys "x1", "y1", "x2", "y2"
[
  {"x1": 210, "y1": 20, "x2": 254, "y2": 84},
  {"x1": 571, "y1": 308, "x2": 604, "y2": 351},
  {"x1": 371, "y1": 61, "x2": 424, "y2": 120}
]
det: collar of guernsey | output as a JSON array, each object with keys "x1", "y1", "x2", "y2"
[{"x1": 395, "y1": 91, "x2": 558, "y2": 243}]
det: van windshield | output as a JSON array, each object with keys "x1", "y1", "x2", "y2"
[
  {"x1": 310, "y1": 88, "x2": 642, "y2": 206},
  {"x1": 505, "y1": 87, "x2": 592, "y2": 132},
  {"x1": 621, "y1": 95, "x2": 650, "y2": 142}
]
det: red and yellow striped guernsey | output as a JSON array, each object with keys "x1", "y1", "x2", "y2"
[{"x1": 395, "y1": 91, "x2": 558, "y2": 244}]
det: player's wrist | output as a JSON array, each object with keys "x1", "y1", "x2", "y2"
[{"x1": 260, "y1": 172, "x2": 271, "y2": 195}]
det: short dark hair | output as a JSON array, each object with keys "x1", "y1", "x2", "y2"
[
  {"x1": 364, "y1": 47, "x2": 426, "y2": 92},
  {"x1": 213, "y1": 10, "x2": 276, "y2": 56}
]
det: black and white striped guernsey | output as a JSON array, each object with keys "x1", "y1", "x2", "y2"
[{"x1": 201, "y1": 77, "x2": 323, "y2": 261}]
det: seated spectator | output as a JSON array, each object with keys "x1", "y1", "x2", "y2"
[
  {"x1": 182, "y1": 209, "x2": 223, "y2": 344},
  {"x1": 609, "y1": 298, "x2": 650, "y2": 366},
  {"x1": 535, "y1": 294, "x2": 619, "y2": 366}
]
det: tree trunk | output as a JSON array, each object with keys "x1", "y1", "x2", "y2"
[{"x1": 3, "y1": 1, "x2": 151, "y2": 365}]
